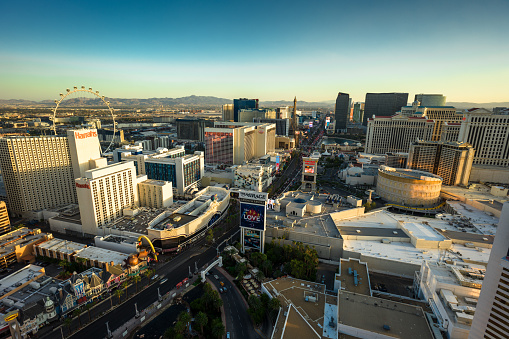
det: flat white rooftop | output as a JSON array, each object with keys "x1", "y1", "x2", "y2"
[
  {"x1": 343, "y1": 240, "x2": 490, "y2": 266},
  {"x1": 35, "y1": 238, "x2": 87, "y2": 254},
  {"x1": 440, "y1": 201, "x2": 499, "y2": 235},
  {"x1": 0, "y1": 265, "x2": 44, "y2": 294},
  {"x1": 75, "y1": 246, "x2": 127, "y2": 266}
]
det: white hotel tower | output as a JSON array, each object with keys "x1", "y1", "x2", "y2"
[{"x1": 469, "y1": 203, "x2": 509, "y2": 339}]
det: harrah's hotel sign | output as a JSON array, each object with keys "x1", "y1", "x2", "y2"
[
  {"x1": 74, "y1": 130, "x2": 97, "y2": 139},
  {"x1": 76, "y1": 182, "x2": 90, "y2": 189},
  {"x1": 239, "y1": 190, "x2": 268, "y2": 203}
]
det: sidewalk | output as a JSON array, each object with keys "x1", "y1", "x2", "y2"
[{"x1": 111, "y1": 276, "x2": 199, "y2": 338}]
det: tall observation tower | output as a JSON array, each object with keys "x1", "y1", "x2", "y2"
[{"x1": 292, "y1": 97, "x2": 299, "y2": 147}]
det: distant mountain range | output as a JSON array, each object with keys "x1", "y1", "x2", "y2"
[{"x1": 0, "y1": 96, "x2": 506, "y2": 110}]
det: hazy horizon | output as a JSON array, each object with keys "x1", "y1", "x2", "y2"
[{"x1": 1, "y1": 0, "x2": 508, "y2": 103}]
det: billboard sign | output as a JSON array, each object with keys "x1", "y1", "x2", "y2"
[
  {"x1": 239, "y1": 190, "x2": 267, "y2": 203},
  {"x1": 240, "y1": 202, "x2": 266, "y2": 231},
  {"x1": 309, "y1": 121, "x2": 313, "y2": 128},
  {"x1": 275, "y1": 156, "x2": 280, "y2": 171},
  {"x1": 304, "y1": 165, "x2": 315, "y2": 174},
  {"x1": 243, "y1": 229, "x2": 261, "y2": 250}
]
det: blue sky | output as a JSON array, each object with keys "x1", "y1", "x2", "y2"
[{"x1": 1, "y1": 0, "x2": 508, "y2": 102}]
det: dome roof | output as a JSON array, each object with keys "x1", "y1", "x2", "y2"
[
  {"x1": 347, "y1": 167, "x2": 364, "y2": 175},
  {"x1": 294, "y1": 198, "x2": 306, "y2": 204}
]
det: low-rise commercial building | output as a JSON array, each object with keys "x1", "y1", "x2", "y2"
[
  {"x1": 415, "y1": 260, "x2": 484, "y2": 338},
  {"x1": 0, "y1": 228, "x2": 51, "y2": 269}
]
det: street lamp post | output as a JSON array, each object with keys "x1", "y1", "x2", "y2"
[
  {"x1": 105, "y1": 321, "x2": 113, "y2": 339},
  {"x1": 157, "y1": 288, "x2": 162, "y2": 302},
  {"x1": 135, "y1": 303, "x2": 140, "y2": 318}
]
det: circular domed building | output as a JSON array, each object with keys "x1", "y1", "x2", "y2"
[{"x1": 376, "y1": 166, "x2": 442, "y2": 207}]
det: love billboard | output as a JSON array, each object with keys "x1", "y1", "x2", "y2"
[{"x1": 240, "y1": 202, "x2": 266, "y2": 231}]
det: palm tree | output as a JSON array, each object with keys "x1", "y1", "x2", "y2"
[
  {"x1": 133, "y1": 275, "x2": 141, "y2": 293},
  {"x1": 213, "y1": 294, "x2": 223, "y2": 312},
  {"x1": 84, "y1": 302, "x2": 93, "y2": 322},
  {"x1": 195, "y1": 311, "x2": 208, "y2": 335},
  {"x1": 63, "y1": 317, "x2": 72, "y2": 335},
  {"x1": 114, "y1": 289, "x2": 124, "y2": 304},
  {"x1": 72, "y1": 308, "x2": 82, "y2": 328},
  {"x1": 121, "y1": 281, "x2": 129, "y2": 301},
  {"x1": 211, "y1": 318, "x2": 225, "y2": 339},
  {"x1": 178, "y1": 311, "x2": 191, "y2": 334}
]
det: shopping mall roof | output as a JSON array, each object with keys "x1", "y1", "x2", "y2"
[
  {"x1": 338, "y1": 291, "x2": 433, "y2": 339},
  {"x1": 35, "y1": 238, "x2": 87, "y2": 255},
  {"x1": 75, "y1": 246, "x2": 127, "y2": 266},
  {"x1": 0, "y1": 265, "x2": 45, "y2": 298}
]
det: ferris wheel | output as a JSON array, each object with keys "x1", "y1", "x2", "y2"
[{"x1": 51, "y1": 86, "x2": 117, "y2": 155}]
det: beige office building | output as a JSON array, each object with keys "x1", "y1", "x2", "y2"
[
  {"x1": 469, "y1": 203, "x2": 509, "y2": 339},
  {"x1": 138, "y1": 179, "x2": 173, "y2": 208},
  {"x1": 75, "y1": 161, "x2": 140, "y2": 236},
  {"x1": 365, "y1": 115, "x2": 435, "y2": 154},
  {"x1": 458, "y1": 113, "x2": 509, "y2": 167},
  {"x1": 408, "y1": 140, "x2": 475, "y2": 186},
  {"x1": 205, "y1": 122, "x2": 276, "y2": 165},
  {"x1": 222, "y1": 104, "x2": 234, "y2": 122},
  {"x1": 0, "y1": 136, "x2": 76, "y2": 216}
]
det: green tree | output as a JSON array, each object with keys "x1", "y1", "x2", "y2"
[
  {"x1": 133, "y1": 275, "x2": 141, "y2": 293},
  {"x1": 73, "y1": 308, "x2": 82, "y2": 328},
  {"x1": 195, "y1": 311, "x2": 208, "y2": 334},
  {"x1": 235, "y1": 262, "x2": 247, "y2": 279},
  {"x1": 206, "y1": 229, "x2": 214, "y2": 244},
  {"x1": 174, "y1": 320, "x2": 186, "y2": 335},
  {"x1": 114, "y1": 289, "x2": 124, "y2": 304},
  {"x1": 84, "y1": 302, "x2": 93, "y2": 322},
  {"x1": 248, "y1": 295, "x2": 265, "y2": 324},
  {"x1": 121, "y1": 281, "x2": 129, "y2": 301},
  {"x1": 64, "y1": 317, "x2": 73, "y2": 335},
  {"x1": 178, "y1": 311, "x2": 191, "y2": 335},
  {"x1": 211, "y1": 318, "x2": 225, "y2": 339},
  {"x1": 213, "y1": 294, "x2": 223, "y2": 312},
  {"x1": 269, "y1": 297, "x2": 281, "y2": 319},
  {"x1": 290, "y1": 259, "x2": 306, "y2": 279},
  {"x1": 261, "y1": 259, "x2": 273, "y2": 277}
]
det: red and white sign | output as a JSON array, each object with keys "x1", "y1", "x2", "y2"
[
  {"x1": 74, "y1": 130, "x2": 98, "y2": 139},
  {"x1": 76, "y1": 182, "x2": 90, "y2": 189},
  {"x1": 304, "y1": 160, "x2": 316, "y2": 166}
]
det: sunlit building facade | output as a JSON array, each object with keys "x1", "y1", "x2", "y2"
[{"x1": 0, "y1": 136, "x2": 76, "y2": 216}]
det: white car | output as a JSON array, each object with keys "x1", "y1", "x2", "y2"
[
  {"x1": 214, "y1": 274, "x2": 219, "y2": 280},
  {"x1": 151, "y1": 274, "x2": 159, "y2": 280}
]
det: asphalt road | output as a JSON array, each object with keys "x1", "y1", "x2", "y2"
[
  {"x1": 208, "y1": 268, "x2": 260, "y2": 339},
  {"x1": 41, "y1": 226, "x2": 240, "y2": 339}
]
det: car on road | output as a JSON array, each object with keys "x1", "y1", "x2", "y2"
[
  {"x1": 214, "y1": 274, "x2": 219, "y2": 280},
  {"x1": 227, "y1": 332, "x2": 230, "y2": 339},
  {"x1": 152, "y1": 274, "x2": 159, "y2": 280},
  {"x1": 160, "y1": 278, "x2": 168, "y2": 285},
  {"x1": 222, "y1": 286, "x2": 227, "y2": 292},
  {"x1": 219, "y1": 287, "x2": 223, "y2": 293},
  {"x1": 220, "y1": 281, "x2": 225, "y2": 287}
]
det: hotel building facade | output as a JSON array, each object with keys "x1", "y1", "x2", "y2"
[
  {"x1": 75, "y1": 161, "x2": 140, "y2": 236},
  {"x1": 365, "y1": 115, "x2": 435, "y2": 154},
  {"x1": 204, "y1": 122, "x2": 276, "y2": 165},
  {"x1": 408, "y1": 140, "x2": 475, "y2": 186}
]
